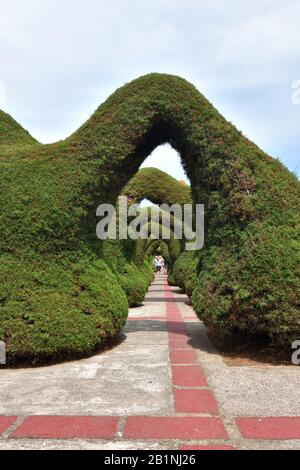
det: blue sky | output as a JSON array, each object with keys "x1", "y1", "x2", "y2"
[{"x1": 0, "y1": 0, "x2": 299, "y2": 180}]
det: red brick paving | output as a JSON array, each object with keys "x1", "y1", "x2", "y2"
[
  {"x1": 168, "y1": 332, "x2": 190, "y2": 341},
  {"x1": 11, "y1": 416, "x2": 119, "y2": 439},
  {"x1": 0, "y1": 417, "x2": 16, "y2": 436},
  {"x1": 169, "y1": 339, "x2": 193, "y2": 349},
  {"x1": 172, "y1": 365, "x2": 208, "y2": 387},
  {"x1": 168, "y1": 327, "x2": 188, "y2": 335},
  {"x1": 236, "y1": 417, "x2": 300, "y2": 440},
  {"x1": 124, "y1": 416, "x2": 228, "y2": 440},
  {"x1": 168, "y1": 316, "x2": 186, "y2": 322},
  {"x1": 170, "y1": 349, "x2": 198, "y2": 364}
]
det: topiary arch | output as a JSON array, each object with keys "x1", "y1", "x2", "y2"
[
  {"x1": 122, "y1": 167, "x2": 192, "y2": 206},
  {"x1": 0, "y1": 73, "x2": 299, "y2": 364},
  {"x1": 123, "y1": 167, "x2": 191, "y2": 281},
  {"x1": 102, "y1": 167, "x2": 191, "y2": 308}
]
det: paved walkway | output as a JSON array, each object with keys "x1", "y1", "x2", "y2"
[{"x1": 0, "y1": 276, "x2": 300, "y2": 450}]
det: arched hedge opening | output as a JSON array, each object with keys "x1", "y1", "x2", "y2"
[{"x1": 101, "y1": 167, "x2": 191, "y2": 307}]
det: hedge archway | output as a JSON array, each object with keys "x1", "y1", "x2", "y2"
[
  {"x1": 144, "y1": 239, "x2": 172, "y2": 266},
  {"x1": 102, "y1": 167, "x2": 191, "y2": 307},
  {"x1": 0, "y1": 73, "x2": 299, "y2": 364},
  {"x1": 122, "y1": 167, "x2": 191, "y2": 206},
  {"x1": 123, "y1": 167, "x2": 191, "y2": 279}
]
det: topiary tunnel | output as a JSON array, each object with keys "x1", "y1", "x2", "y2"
[
  {"x1": 0, "y1": 73, "x2": 299, "y2": 365},
  {"x1": 101, "y1": 167, "x2": 190, "y2": 308},
  {"x1": 123, "y1": 167, "x2": 191, "y2": 282}
]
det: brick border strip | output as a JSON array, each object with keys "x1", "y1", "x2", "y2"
[
  {"x1": 0, "y1": 417, "x2": 17, "y2": 436},
  {"x1": 10, "y1": 416, "x2": 119, "y2": 439},
  {"x1": 236, "y1": 417, "x2": 300, "y2": 440}
]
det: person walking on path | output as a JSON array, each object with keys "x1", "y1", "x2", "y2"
[{"x1": 154, "y1": 256, "x2": 162, "y2": 275}]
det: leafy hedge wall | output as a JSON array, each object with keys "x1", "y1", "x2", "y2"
[
  {"x1": 0, "y1": 73, "x2": 299, "y2": 363},
  {"x1": 0, "y1": 256, "x2": 128, "y2": 364},
  {"x1": 173, "y1": 251, "x2": 199, "y2": 297},
  {"x1": 123, "y1": 167, "x2": 192, "y2": 205}
]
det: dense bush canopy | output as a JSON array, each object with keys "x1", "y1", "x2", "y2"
[
  {"x1": 0, "y1": 73, "x2": 299, "y2": 364},
  {"x1": 122, "y1": 167, "x2": 192, "y2": 206}
]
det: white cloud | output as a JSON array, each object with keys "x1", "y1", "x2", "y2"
[
  {"x1": 218, "y1": 1, "x2": 300, "y2": 67},
  {"x1": 0, "y1": 0, "x2": 299, "y2": 177},
  {"x1": 0, "y1": 81, "x2": 6, "y2": 107},
  {"x1": 141, "y1": 144, "x2": 189, "y2": 184}
]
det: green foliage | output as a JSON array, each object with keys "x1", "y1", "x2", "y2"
[
  {"x1": 0, "y1": 110, "x2": 38, "y2": 147},
  {"x1": 0, "y1": 72, "x2": 299, "y2": 363},
  {"x1": 193, "y1": 223, "x2": 300, "y2": 346},
  {"x1": 116, "y1": 262, "x2": 153, "y2": 307},
  {"x1": 173, "y1": 251, "x2": 199, "y2": 297},
  {"x1": 0, "y1": 256, "x2": 128, "y2": 364},
  {"x1": 123, "y1": 167, "x2": 191, "y2": 205},
  {"x1": 100, "y1": 238, "x2": 153, "y2": 307},
  {"x1": 133, "y1": 217, "x2": 182, "y2": 271}
]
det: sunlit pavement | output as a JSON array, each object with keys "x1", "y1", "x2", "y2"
[{"x1": 0, "y1": 275, "x2": 300, "y2": 450}]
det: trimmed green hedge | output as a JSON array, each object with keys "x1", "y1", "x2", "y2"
[
  {"x1": 134, "y1": 223, "x2": 182, "y2": 278},
  {"x1": 100, "y1": 237, "x2": 153, "y2": 307},
  {"x1": 123, "y1": 167, "x2": 192, "y2": 205},
  {"x1": 173, "y1": 251, "x2": 199, "y2": 297},
  {"x1": 116, "y1": 262, "x2": 154, "y2": 307},
  {"x1": 0, "y1": 72, "x2": 299, "y2": 363},
  {"x1": 0, "y1": 110, "x2": 38, "y2": 147},
  {"x1": 193, "y1": 223, "x2": 300, "y2": 345},
  {"x1": 124, "y1": 168, "x2": 190, "y2": 278},
  {"x1": 0, "y1": 256, "x2": 128, "y2": 365}
]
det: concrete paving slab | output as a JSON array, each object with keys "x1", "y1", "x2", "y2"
[
  {"x1": 207, "y1": 364, "x2": 300, "y2": 417},
  {"x1": 0, "y1": 302, "x2": 173, "y2": 416},
  {"x1": 0, "y1": 439, "x2": 177, "y2": 450}
]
